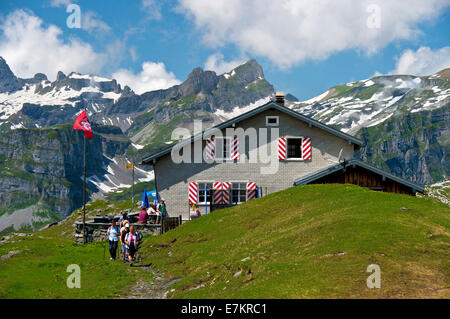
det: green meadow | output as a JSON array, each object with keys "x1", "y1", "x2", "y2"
[{"x1": 0, "y1": 184, "x2": 448, "y2": 298}]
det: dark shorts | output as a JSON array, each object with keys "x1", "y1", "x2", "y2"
[{"x1": 128, "y1": 246, "x2": 137, "y2": 257}]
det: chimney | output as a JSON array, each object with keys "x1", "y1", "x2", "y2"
[{"x1": 275, "y1": 91, "x2": 285, "y2": 105}]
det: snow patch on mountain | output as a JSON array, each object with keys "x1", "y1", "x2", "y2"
[
  {"x1": 214, "y1": 96, "x2": 271, "y2": 120},
  {"x1": 87, "y1": 155, "x2": 154, "y2": 196},
  {"x1": 292, "y1": 73, "x2": 449, "y2": 134},
  {"x1": 0, "y1": 80, "x2": 121, "y2": 123}
]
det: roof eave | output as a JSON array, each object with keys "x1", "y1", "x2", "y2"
[{"x1": 293, "y1": 158, "x2": 424, "y2": 193}]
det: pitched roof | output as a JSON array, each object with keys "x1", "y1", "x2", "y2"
[
  {"x1": 141, "y1": 100, "x2": 363, "y2": 164},
  {"x1": 293, "y1": 158, "x2": 424, "y2": 193}
]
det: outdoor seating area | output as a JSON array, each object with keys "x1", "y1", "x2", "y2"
[{"x1": 74, "y1": 210, "x2": 182, "y2": 244}]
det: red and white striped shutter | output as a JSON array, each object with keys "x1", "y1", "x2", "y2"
[
  {"x1": 231, "y1": 136, "x2": 239, "y2": 160},
  {"x1": 212, "y1": 182, "x2": 222, "y2": 205},
  {"x1": 188, "y1": 182, "x2": 198, "y2": 204},
  {"x1": 222, "y1": 182, "x2": 231, "y2": 204},
  {"x1": 278, "y1": 137, "x2": 287, "y2": 160},
  {"x1": 205, "y1": 136, "x2": 215, "y2": 161},
  {"x1": 302, "y1": 137, "x2": 311, "y2": 160},
  {"x1": 247, "y1": 182, "x2": 256, "y2": 201}
]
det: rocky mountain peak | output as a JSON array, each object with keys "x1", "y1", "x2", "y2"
[
  {"x1": 433, "y1": 68, "x2": 450, "y2": 79},
  {"x1": 0, "y1": 56, "x2": 21, "y2": 93},
  {"x1": 33, "y1": 73, "x2": 48, "y2": 82},
  {"x1": 181, "y1": 67, "x2": 218, "y2": 96},
  {"x1": 231, "y1": 59, "x2": 265, "y2": 83},
  {"x1": 56, "y1": 71, "x2": 66, "y2": 81}
]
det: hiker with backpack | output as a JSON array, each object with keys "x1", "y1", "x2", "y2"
[
  {"x1": 120, "y1": 222, "x2": 130, "y2": 261},
  {"x1": 124, "y1": 225, "x2": 141, "y2": 266},
  {"x1": 106, "y1": 219, "x2": 120, "y2": 261},
  {"x1": 118, "y1": 211, "x2": 131, "y2": 228},
  {"x1": 158, "y1": 199, "x2": 168, "y2": 219}
]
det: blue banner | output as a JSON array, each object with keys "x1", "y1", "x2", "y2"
[
  {"x1": 142, "y1": 189, "x2": 150, "y2": 208},
  {"x1": 146, "y1": 190, "x2": 156, "y2": 197}
]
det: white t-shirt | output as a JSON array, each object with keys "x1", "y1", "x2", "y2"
[{"x1": 107, "y1": 225, "x2": 120, "y2": 241}]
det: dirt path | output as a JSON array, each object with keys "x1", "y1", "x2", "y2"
[{"x1": 122, "y1": 263, "x2": 183, "y2": 299}]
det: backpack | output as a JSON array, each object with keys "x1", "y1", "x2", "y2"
[
  {"x1": 136, "y1": 231, "x2": 143, "y2": 241},
  {"x1": 121, "y1": 228, "x2": 129, "y2": 242},
  {"x1": 160, "y1": 204, "x2": 167, "y2": 217},
  {"x1": 108, "y1": 225, "x2": 120, "y2": 234}
]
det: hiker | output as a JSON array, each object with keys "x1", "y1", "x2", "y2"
[
  {"x1": 106, "y1": 219, "x2": 120, "y2": 261},
  {"x1": 124, "y1": 225, "x2": 141, "y2": 266},
  {"x1": 120, "y1": 223, "x2": 130, "y2": 260},
  {"x1": 155, "y1": 203, "x2": 162, "y2": 225},
  {"x1": 158, "y1": 199, "x2": 168, "y2": 219},
  {"x1": 139, "y1": 206, "x2": 149, "y2": 224},
  {"x1": 118, "y1": 211, "x2": 130, "y2": 227},
  {"x1": 148, "y1": 203, "x2": 157, "y2": 224}
]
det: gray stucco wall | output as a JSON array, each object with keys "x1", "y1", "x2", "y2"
[{"x1": 154, "y1": 109, "x2": 356, "y2": 221}]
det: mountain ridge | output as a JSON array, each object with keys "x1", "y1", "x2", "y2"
[{"x1": 0, "y1": 56, "x2": 448, "y2": 233}]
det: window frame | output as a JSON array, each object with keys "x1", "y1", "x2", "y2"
[
  {"x1": 214, "y1": 136, "x2": 232, "y2": 161},
  {"x1": 284, "y1": 135, "x2": 305, "y2": 161},
  {"x1": 230, "y1": 181, "x2": 249, "y2": 204},
  {"x1": 197, "y1": 181, "x2": 214, "y2": 205},
  {"x1": 266, "y1": 116, "x2": 279, "y2": 127}
]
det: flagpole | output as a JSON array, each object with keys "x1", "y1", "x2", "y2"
[
  {"x1": 83, "y1": 133, "x2": 86, "y2": 244},
  {"x1": 131, "y1": 160, "x2": 135, "y2": 214},
  {"x1": 82, "y1": 103, "x2": 87, "y2": 244},
  {"x1": 73, "y1": 103, "x2": 91, "y2": 245}
]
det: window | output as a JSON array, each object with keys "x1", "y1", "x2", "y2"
[
  {"x1": 215, "y1": 137, "x2": 232, "y2": 160},
  {"x1": 266, "y1": 116, "x2": 279, "y2": 126},
  {"x1": 198, "y1": 183, "x2": 213, "y2": 204},
  {"x1": 231, "y1": 182, "x2": 247, "y2": 203},
  {"x1": 287, "y1": 138, "x2": 303, "y2": 159}
]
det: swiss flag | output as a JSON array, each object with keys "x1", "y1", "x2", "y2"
[{"x1": 73, "y1": 110, "x2": 93, "y2": 140}]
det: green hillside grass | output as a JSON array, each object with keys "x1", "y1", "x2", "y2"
[
  {"x1": 139, "y1": 184, "x2": 450, "y2": 298},
  {"x1": 0, "y1": 184, "x2": 448, "y2": 298},
  {"x1": 0, "y1": 198, "x2": 154, "y2": 299}
]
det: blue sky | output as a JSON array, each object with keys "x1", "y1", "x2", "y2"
[{"x1": 0, "y1": 0, "x2": 449, "y2": 100}]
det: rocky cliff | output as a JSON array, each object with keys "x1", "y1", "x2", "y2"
[{"x1": 0, "y1": 124, "x2": 130, "y2": 232}]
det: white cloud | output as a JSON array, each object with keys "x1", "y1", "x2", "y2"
[
  {"x1": 49, "y1": 0, "x2": 73, "y2": 7},
  {"x1": 391, "y1": 46, "x2": 450, "y2": 76},
  {"x1": 204, "y1": 53, "x2": 245, "y2": 74},
  {"x1": 81, "y1": 11, "x2": 111, "y2": 34},
  {"x1": 50, "y1": 0, "x2": 110, "y2": 35},
  {"x1": 142, "y1": 0, "x2": 163, "y2": 20},
  {"x1": 129, "y1": 47, "x2": 138, "y2": 62},
  {"x1": 177, "y1": 0, "x2": 450, "y2": 68},
  {"x1": 0, "y1": 9, "x2": 106, "y2": 80},
  {"x1": 112, "y1": 62, "x2": 181, "y2": 94}
]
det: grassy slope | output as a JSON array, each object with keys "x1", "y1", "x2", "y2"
[
  {"x1": 0, "y1": 184, "x2": 448, "y2": 298},
  {"x1": 139, "y1": 184, "x2": 450, "y2": 298},
  {"x1": 0, "y1": 199, "x2": 154, "y2": 298}
]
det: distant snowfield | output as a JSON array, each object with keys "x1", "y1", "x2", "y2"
[
  {"x1": 214, "y1": 96, "x2": 271, "y2": 120},
  {"x1": 0, "y1": 76, "x2": 121, "y2": 124},
  {"x1": 301, "y1": 90, "x2": 329, "y2": 104},
  {"x1": 293, "y1": 74, "x2": 449, "y2": 134},
  {"x1": 86, "y1": 155, "x2": 154, "y2": 196}
]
